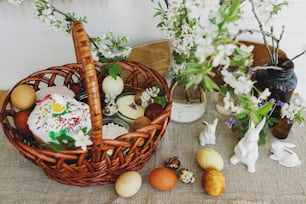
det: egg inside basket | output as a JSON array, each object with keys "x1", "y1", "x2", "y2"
[{"x1": 0, "y1": 21, "x2": 172, "y2": 186}]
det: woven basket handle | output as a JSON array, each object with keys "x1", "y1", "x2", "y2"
[{"x1": 72, "y1": 21, "x2": 103, "y2": 158}]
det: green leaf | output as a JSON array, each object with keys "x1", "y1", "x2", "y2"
[
  {"x1": 250, "y1": 112, "x2": 260, "y2": 124},
  {"x1": 108, "y1": 63, "x2": 122, "y2": 79},
  {"x1": 154, "y1": 11, "x2": 163, "y2": 17},
  {"x1": 258, "y1": 133, "x2": 266, "y2": 145},
  {"x1": 219, "y1": 86, "x2": 229, "y2": 94},
  {"x1": 203, "y1": 75, "x2": 220, "y2": 92},
  {"x1": 42, "y1": 142, "x2": 65, "y2": 152},
  {"x1": 256, "y1": 102, "x2": 274, "y2": 116},
  {"x1": 154, "y1": 96, "x2": 168, "y2": 107},
  {"x1": 234, "y1": 111, "x2": 248, "y2": 120}
]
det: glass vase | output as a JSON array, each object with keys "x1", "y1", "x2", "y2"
[
  {"x1": 271, "y1": 117, "x2": 293, "y2": 139},
  {"x1": 170, "y1": 81, "x2": 206, "y2": 123},
  {"x1": 216, "y1": 92, "x2": 240, "y2": 115}
]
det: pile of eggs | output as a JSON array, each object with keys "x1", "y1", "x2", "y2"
[
  {"x1": 114, "y1": 147, "x2": 226, "y2": 198},
  {"x1": 11, "y1": 84, "x2": 37, "y2": 136},
  {"x1": 10, "y1": 84, "x2": 79, "y2": 137},
  {"x1": 9, "y1": 82, "x2": 225, "y2": 199},
  {"x1": 197, "y1": 147, "x2": 226, "y2": 197},
  {"x1": 10, "y1": 74, "x2": 167, "y2": 142}
]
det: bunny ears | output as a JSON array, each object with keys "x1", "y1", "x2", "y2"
[{"x1": 270, "y1": 141, "x2": 301, "y2": 168}]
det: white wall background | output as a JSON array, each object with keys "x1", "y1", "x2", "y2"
[{"x1": 0, "y1": 0, "x2": 305, "y2": 97}]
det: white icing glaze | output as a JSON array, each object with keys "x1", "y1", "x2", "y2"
[
  {"x1": 27, "y1": 94, "x2": 91, "y2": 143},
  {"x1": 36, "y1": 86, "x2": 75, "y2": 101}
]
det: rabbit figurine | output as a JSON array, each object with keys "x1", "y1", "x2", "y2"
[
  {"x1": 270, "y1": 141, "x2": 301, "y2": 168},
  {"x1": 199, "y1": 118, "x2": 218, "y2": 146},
  {"x1": 230, "y1": 117, "x2": 266, "y2": 173}
]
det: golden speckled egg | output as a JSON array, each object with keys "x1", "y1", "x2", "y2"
[
  {"x1": 202, "y1": 168, "x2": 226, "y2": 197},
  {"x1": 197, "y1": 147, "x2": 224, "y2": 171},
  {"x1": 102, "y1": 75, "x2": 124, "y2": 97},
  {"x1": 149, "y1": 167, "x2": 177, "y2": 191},
  {"x1": 11, "y1": 85, "x2": 36, "y2": 110},
  {"x1": 115, "y1": 171, "x2": 142, "y2": 197}
]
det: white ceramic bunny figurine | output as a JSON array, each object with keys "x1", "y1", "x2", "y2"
[
  {"x1": 199, "y1": 118, "x2": 218, "y2": 146},
  {"x1": 270, "y1": 141, "x2": 301, "y2": 168},
  {"x1": 230, "y1": 117, "x2": 266, "y2": 173}
]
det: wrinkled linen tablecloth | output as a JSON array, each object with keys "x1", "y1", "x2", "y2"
[{"x1": 1, "y1": 93, "x2": 305, "y2": 204}]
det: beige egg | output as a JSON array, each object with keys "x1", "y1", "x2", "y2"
[
  {"x1": 115, "y1": 171, "x2": 142, "y2": 197},
  {"x1": 197, "y1": 147, "x2": 224, "y2": 171},
  {"x1": 102, "y1": 75, "x2": 124, "y2": 97},
  {"x1": 11, "y1": 85, "x2": 36, "y2": 110}
]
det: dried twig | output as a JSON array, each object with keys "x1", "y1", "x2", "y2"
[
  {"x1": 235, "y1": 29, "x2": 279, "y2": 41},
  {"x1": 164, "y1": 0, "x2": 169, "y2": 8},
  {"x1": 249, "y1": 0, "x2": 274, "y2": 64},
  {"x1": 281, "y1": 49, "x2": 306, "y2": 66},
  {"x1": 182, "y1": 0, "x2": 189, "y2": 24},
  {"x1": 271, "y1": 26, "x2": 276, "y2": 64},
  {"x1": 274, "y1": 26, "x2": 285, "y2": 65}
]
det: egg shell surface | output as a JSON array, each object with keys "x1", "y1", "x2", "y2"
[
  {"x1": 14, "y1": 110, "x2": 32, "y2": 135},
  {"x1": 149, "y1": 167, "x2": 177, "y2": 191},
  {"x1": 115, "y1": 171, "x2": 142, "y2": 197},
  {"x1": 102, "y1": 75, "x2": 124, "y2": 96},
  {"x1": 197, "y1": 147, "x2": 224, "y2": 170},
  {"x1": 11, "y1": 85, "x2": 36, "y2": 110},
  {"x1": 202, "y1": 168, "x2": 226, "y2": 197}
]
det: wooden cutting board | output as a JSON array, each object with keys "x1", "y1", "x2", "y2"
[{"x1": 0, "y1": 90, "x2": 8, "y2": 108}]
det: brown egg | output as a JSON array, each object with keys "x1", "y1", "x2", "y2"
[
  {"x1": 11, "y1": 85, "x2": 36, "y2": 110},
  {"x1": 149, "y1": 167, "x2": 177, "y2": 191},
  {"x1": 130, "y1": 116, "x2": 151, "y2": 146},
  {"x1": 202, "y1": 168, "x2": 226, "y2": 197},
  {"x1": 14, "y1": 110, "x2": 32, "y2": 135},
  {"x1": 130, "y1": 116, "x2": 151, "y2": 132}
]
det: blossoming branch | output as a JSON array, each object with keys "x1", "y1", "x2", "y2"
[
  {"x1": 152, "y1": 0, "x2": 254, "y2": 92},
  {"x1": 8, "y1": 0, "x2": 132, "y2": 78}
]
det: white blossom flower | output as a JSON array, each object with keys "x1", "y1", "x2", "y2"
[
  {"x1": 195, "y1": 37, "x2": 215, "y2": 63},
  {"x1": 221, "y1": 69, "x2": 253, "y2": 95},
  {"x1": 141, "y1": 87, "x2": 161, "y2": 108},
  {"x1": 234, "y1": 75, "x2": 253, "y2": 95},
  {"x1": 153, "y1": 0, "x2": 253, "y2": 92},
  {"x1": 258, "y1": 88, "x2": 271, "y2": 102},
  {"x1": 71, "y1": 130, "x2": 92, "y2": 151},
  {"x1": 281, "y1": 95, "x2": 306, "y2": 125}
]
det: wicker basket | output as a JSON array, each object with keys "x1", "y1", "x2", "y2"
[{"x1": 0, "y1": 21, "x2": 172, "y2": 186}]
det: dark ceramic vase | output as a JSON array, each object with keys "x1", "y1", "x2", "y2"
[{"x1": 255, "y1": 56, "x2": 297, "y2": 119}]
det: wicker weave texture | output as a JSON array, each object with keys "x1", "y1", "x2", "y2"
[{"x1": 0, "y1": 21, "x2": 172, "y2": 186}]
